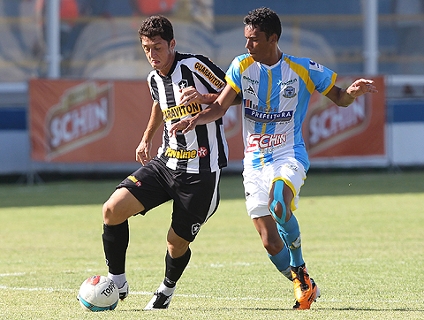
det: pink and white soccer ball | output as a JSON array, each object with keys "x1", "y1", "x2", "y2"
[{"x1": 77, "y1": 275, "x2": 119, "y2": 311}]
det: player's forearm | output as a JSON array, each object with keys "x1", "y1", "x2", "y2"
[
  {"x1": 192, "y1": 102, "x2": 227, "y2": 125},
  {"x1": 142, "y1": 104, "x2": 163, "y2": 142},
  {"x1": 338, "y1": 88, "x2": 356, "y2": 107},
  {"x1": 201, "y1": 93, "x2": 220, "y2": 104}
]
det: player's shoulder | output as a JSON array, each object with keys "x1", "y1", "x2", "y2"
[
  {"x1": 283, "y1": 54, "x2": 326, "y2": 73},
  {"x1": 176, "y1": 52, "x2": 216, "y2": 66},
  {"x1": 234, "y1": 53, "x2": 252, "y2": 63},
  {"x1": 283, "y1": 54, "x2": 310, "y2": 66},
  {"x1": 146, "y1": 70, "x2": 157, "y2": 82},
  {"x1": 230, "y1": 53, "x2": 255, "y2": 69}
]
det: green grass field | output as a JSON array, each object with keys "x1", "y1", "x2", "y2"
[{"x1": 1, "y1": 170, "x2": 423, "y2": 319}]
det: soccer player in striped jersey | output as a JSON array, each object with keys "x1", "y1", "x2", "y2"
[
  {"x1": 170, "y1": 7, "x2": 377, "y2": 309},
  {"x1": 101, "y1": 15, "x2": 232, "y2": 310}
]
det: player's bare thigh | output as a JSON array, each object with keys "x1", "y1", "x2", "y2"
[{"x1": 103, "y1": 187, "x2": 145, "y2": 225}]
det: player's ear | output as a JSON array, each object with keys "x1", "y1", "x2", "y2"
[
  {"x1": 269, "y1": 33, "x2": 278, "y2": 44},
  {"x1": 169, "y1": 39, "x2": 176, "y2": 50}
]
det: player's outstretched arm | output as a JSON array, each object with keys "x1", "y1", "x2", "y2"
[
  {"x1": 326, "y1": 78, "x2": 378, "y2": 107},
  {"x1": 170, "y1": 84, "x2": 238, "y2": 136}
]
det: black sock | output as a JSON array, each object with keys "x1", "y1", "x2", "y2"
[
  {"x1": 102, "y1": 220, "x2": 129, "y2": 275},
  {"x1": 164, "y1": 248, "x2": 191, "y2": 286}
]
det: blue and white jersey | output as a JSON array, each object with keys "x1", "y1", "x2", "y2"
[{"x1": 225, "y1": 53, "x2": 337, "y2": 171}]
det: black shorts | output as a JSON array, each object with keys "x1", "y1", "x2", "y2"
[{"x1": 117, "y1": 157, "x2": 221, "y2": 242}]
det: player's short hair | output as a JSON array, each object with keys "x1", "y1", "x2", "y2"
[
  {"x1": 138, "y1": 15, "x2": 174, "y2": 44},
  {"x1": 243, "y1": 7, "x2": 282, "y2": 40}
]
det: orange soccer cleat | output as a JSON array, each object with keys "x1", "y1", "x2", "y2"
[{"x1": 291, "y1": 266, "x2": 320, "y2": 310}]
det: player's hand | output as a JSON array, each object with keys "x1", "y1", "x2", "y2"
[
  {"x1": 135, "y1": 140, "x2": 152, "y2": 165},
  {"x1": 179, "y1": 86, "x2": 206, "y2": 106},
  {"x1": 346, "y1": 79, "x2": 378, "y2": 98},
  {"x1": 169, "y1": 117, "x2": 198, "y2": 137}
]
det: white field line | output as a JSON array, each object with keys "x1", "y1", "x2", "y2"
[
  {"x1": 0, "y1": 273, "x2": 414, "y2": 304},
  {"x1": 0, "y1": 272, "x2": 26, "y2": 277},
  {"x1": 0, "y1": 284, "x2": 287, "y2": 302},
  {"x1": 0, "y1": 285, "x2": 414, "y2": 304}
]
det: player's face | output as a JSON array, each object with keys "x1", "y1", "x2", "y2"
[
  {"x1": 244, "y1": 25, "x2": 277, "y2": 65},
  {"x1": 141, "y1": 35, "x2": 176, "y2": 76}
]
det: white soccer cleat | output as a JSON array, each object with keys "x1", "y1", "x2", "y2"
[
  {"x1": 118, "y1": 281, "x2": 129, "y2": 300},
  {"x1": 144, "y1": 289, "x2": 175, "y2": 310}
]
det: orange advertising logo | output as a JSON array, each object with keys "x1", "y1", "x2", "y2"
[
  {"x1": 306, "y1": 94, "x2": 370, "y2": 156},
  {"x1": 45, "y1": 82, "x2": 114, "y2": 159}
]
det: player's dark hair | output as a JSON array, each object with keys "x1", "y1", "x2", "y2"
[
  {"x1": 243, "y1": 7, "x2": 282, "y2": 40},
  {"x1": 138, "y1": 15, "x2": 174, "y2": 44}
]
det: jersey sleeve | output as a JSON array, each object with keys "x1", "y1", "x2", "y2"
[
  {"x1": 225, "y1": 55, "x2": 244, "y2": 95},
  {"x1": 308, "y1": 59, "x2": 337, "y2": 95},
  {"x1": 192, "y1": 55, "x2": 226, "y2": 93},
  {"x1": 147, "y1": 72, "x2": 159, "y2": 102}
]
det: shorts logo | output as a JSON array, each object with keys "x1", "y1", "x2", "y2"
[
  {"x1": 191, "y1": 223, "x2": 201, "y2": 236},
  {"x1": 128, "y1": 175, "x2": 142, "y2": 187},
  {"x1": 197, "y1": 146, "x2": 208, "y2": 158},
  {"x1": 284, "y1": 163, "x2": 299, "y2": 171}
]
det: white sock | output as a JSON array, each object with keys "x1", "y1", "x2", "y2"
[
  {"x1": 108, "y1": 272, "x2": 127, "y2": 289},
  {"x1": 158, "y1": 282, "x2": 176, "y2": 296}
]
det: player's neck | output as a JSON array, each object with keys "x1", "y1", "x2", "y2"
[
  {"x1": 262, "y1": 49, "x2": 282, "y2": 66},
  {"x1": 158, "y1": 51, "x2": 176, "y2": 77}
]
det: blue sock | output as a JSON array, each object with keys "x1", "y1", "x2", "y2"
[
  {"x1": 277, "y1": 214, "x2": 304, "y2": 267},
  {"x1": 268, "y1": 246, "x2": 292, "y2": 280}
]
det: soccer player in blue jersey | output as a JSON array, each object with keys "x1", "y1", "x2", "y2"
[{"x1": 170, "y1": 7, "x2": 377, "y2": 309}]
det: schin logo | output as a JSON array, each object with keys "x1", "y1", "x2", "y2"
[{"x1": 45, "y1": 82, "x2": 113, "y2": 160}]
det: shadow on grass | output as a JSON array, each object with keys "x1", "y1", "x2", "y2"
[{"x1": 118, "y1": 306, "x2": 424, "y2": 313}]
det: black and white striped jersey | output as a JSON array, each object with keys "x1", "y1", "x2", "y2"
[{"x1": 147, "y1": 52, "x2": 228, "y2": 173}]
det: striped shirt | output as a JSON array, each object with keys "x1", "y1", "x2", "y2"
[
  {"x1": 147, "y1": 52, "x2": 228, "y2": 173},
  {"x1": 225, "y1": 53, "x2": 337, "y2": 171}
]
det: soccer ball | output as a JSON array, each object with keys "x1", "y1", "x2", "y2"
[{"x1": 77, "y1": 275, "x2": 119, "y2": 312}]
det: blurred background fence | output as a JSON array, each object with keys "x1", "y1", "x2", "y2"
[{"x1": 1, "y1": 0, "x2": 424, "y2": 178}]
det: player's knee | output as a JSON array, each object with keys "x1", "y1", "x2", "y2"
[
  {"x1": 268, "y1": 200, "x2": 284, "y2": 220},
  {"x1": 167, "y1": 228, "x2": 190, "y2": 258},
  {"x1": 263, "y1": 242, "x2": 282, "y2": 256},
  {"x1": 259, "y1": 226, "x2": 285, "y2": 256},
  {"x1": 102, "y1": 200, "x2": 115, "y2": 225},
  {"x1": 102, "y1": 198, "x2": 126, "y2": 225},
  {"x1": 167, "y1": 239, "x2": 190, "y2": 258},
  {"x1": 269, "y1": 180, "x2": 287, "y2": 224}
]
